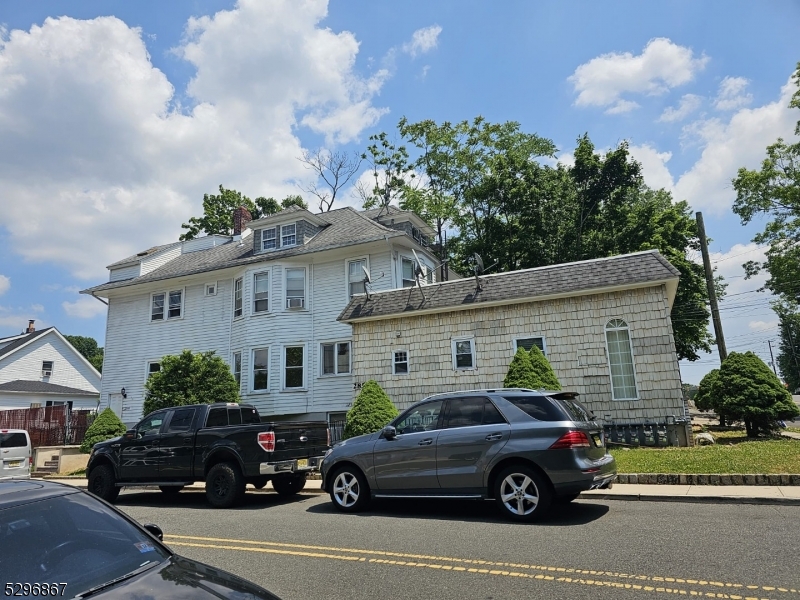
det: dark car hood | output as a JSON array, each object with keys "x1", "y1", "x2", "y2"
[
  {"x1": 91, "y1": 555, "x2": 280, "y2": 599},
  {"x1": 92, "y1": 435, "x2": 123, "y2": 450},
  {"x1": 333, "y1": 431, "x2": 378, "y2": 448}
]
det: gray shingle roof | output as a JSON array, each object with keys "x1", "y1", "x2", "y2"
[
  {"x1": 106, "y1": 242, "x2": 181, "y2": 269},
  {"x1": 82, "y1": 207, "x2": 404, "y2": 295},
  {"x1": 338, "y1": 250, "x2": 680, "y2": 322},
  {"x1": 0, "y1": 328, "x2": 54, "y2": 361},
  {"x1": 0, "y1": 380, "x2": 98, "y2": 396}
]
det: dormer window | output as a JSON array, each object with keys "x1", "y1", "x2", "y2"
[
  {"x1": 281, "y1": 224, "x2": 296, "y2": 247},
  {"x1": 262, "y1": 228, "x2": 277, "y2": 251}
]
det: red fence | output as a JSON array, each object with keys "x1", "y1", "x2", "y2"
[{"x1": 0, "y1": 406, "x2": 92, "y2": 447}]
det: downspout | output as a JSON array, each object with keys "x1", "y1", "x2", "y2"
[{"x1": 384, "y1": 234, "x2": 396, "y2": 288}]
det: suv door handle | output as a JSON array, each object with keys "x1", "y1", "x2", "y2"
[
  {"x1": 418, "y1": 438, "x2": 433, "y2": 446},
  {"x1": 485, "y1": 433, "x2": 503, "y2": 441}
]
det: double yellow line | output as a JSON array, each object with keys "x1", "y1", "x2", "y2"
[{"x1": 164, "y1": 534, "x2": 796, "y2": 600}]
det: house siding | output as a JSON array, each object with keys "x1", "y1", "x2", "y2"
[
  {"x1": 140, "y1": 245, "x2": 182, "y2": 276},
  {"x1": 349, "y1": 285, "x2": 684, "y2": 423},
  {"x1": 0, "y1": 392, "x2": 97, "y2": 411},
  {"x1": 109, "y1": 264, "x2": 140, "y2": 282}
]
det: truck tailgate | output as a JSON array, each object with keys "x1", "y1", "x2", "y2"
[{"x1": 271, "y1": 422, "x2": 328, "y2": 462}]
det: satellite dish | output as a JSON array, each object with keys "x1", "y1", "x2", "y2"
[
  {"x1": 411, "y1": 249, "x2": 428, "y2": 280},
  {"x1": 473, "y1": 253, "x2": 485, "y2": 275},
  {"x1": 361, "y1": 264, "x2": 371, "y2": 284}
]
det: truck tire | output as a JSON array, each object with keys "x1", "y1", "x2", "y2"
[
  {"x1": 272, "y1": 474, "x2": 307, "y2": 496},
  {"x1": 159, "y1": 485, "x2": 184, "y2": 495},
  {"x1": 205, "y1": 462, "x2": 245, "y2": 508},
  {"x1": 250, "y1": 477, "x2": 269, "y2": 490},
  {"x1": 88, "y1": 465, "x2": 120, "y2": 503}
]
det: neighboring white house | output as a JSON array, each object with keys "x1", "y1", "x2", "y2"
[
  {"x1": 0, "y1": 323, "x2": 101, "y2": 410},
  {"x1": 81, "y1": 205, "x2": 441, "y2": 426}
]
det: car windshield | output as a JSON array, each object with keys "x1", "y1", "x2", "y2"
[{"x1": 0, "y1": 491, "x2": 170, "y2": 594}]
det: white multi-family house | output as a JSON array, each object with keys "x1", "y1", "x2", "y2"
[
  {"x1": 0, "y1": 322, "x2": 101, "y2": 410},
  {"x1": 81, "y1": 205, "x2": 440, "y2": 426}
]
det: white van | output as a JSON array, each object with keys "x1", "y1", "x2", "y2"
[{"x1": 0, "y1": 429, "x2": 32, "y2": 479}]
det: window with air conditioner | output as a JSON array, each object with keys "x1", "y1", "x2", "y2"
[
  {"x1": 286, "y1": 268, "x2": 305, "y2": 309},
  {"x1": 41, "y1": 361, "x2": 54, "y2": 377}
]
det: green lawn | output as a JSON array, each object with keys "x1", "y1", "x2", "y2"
[{"x1": 610, "y1": 431, "x2": 800, "y2": 474}]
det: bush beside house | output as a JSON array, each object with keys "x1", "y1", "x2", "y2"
[
  {"x1": 503, "y1": 346, "x2": 562, "y2": 390},
  {"x1": 343, "y1": 380, "x2": 399, "y2": 439},
  {"x1": 80, "y1": 408, "x2": 127, "y2": 453}
]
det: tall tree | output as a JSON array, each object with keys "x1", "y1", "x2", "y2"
[
  {"x1": 280, "y1": 195, "x2": 308, "y2": 210},
  {"x1": 64, "y1": 334, "x2": 104, "y2": 372},
  {"x1": 356, "y1": 132, "x2": 415, "y2": 210},
  {"x1": 774, "y1": 302, "x2": 800, "y2": 393},
  {"x1": 298, "y1": 149, "x2": 362, "y2": 212}
]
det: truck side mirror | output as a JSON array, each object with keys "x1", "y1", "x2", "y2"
[
  {"x1": 382, "y1": 425, "x2": 397, "y2": 440},
  {"x1": 124, "y1": 429, "x2": 136, "y2": 440}
]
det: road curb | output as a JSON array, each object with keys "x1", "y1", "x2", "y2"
[
  {"x1": 55, "y1": 481, "x2": 328, "y2": 495},
  {"x1": 580, "y1": 492, "x2": 800, "y2": 506}
]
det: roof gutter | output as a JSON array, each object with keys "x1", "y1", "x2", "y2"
[{"x1": 91, "y1": 292, "x2": 109, "y2": 306}]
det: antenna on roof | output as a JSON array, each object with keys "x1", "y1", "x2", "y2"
[{"x1": 361, "y1": 264, "x2": 372, "y2": 301}]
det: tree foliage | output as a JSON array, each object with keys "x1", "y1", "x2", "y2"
[
  {"x1": 711, "y1": 351, "x2": 799, "y2": 436},
  {"x1": 529, "y1": 346, "x2": 562, "y2": 390},
  {"x1": 143, "y1": 350, "x2": 239, "y2": 415},
  {"x1": 775, "y1": 302, "x2": 800, "y2": 393},
  {"x1": 343, "y1": 380, "x2": 399, "y2": 439},
  {"x1": 359, "y1": 119, "x2": 716, "y2": 360},
  {"x1": 503, "y1": 347, "x2": 537, "y2": 388},
  {"x1": 180, "y1": 185, "x2": 309, "y2": 240},
  {"x1": 65, "y1": 335, "x2": 104, "y2": 373},
  {"x1": 80, "y1": 407, "x2": 126, "y2": 453},
  {"x1": 693, "y1": 368, "x2": 720, "y2": 413}
]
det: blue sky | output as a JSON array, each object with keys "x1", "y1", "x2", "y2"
[{"x1": 1, "y1": 0, "x2": 798, "y2": 383}]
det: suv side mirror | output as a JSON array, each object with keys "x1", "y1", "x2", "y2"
[
  {"x1": 142, "y1": 523, "x2": 164, "y2": 541},
  {"x1": 124, "y1": 429, "x2": 136, "y2": 440},
  {"x1": 382, "y1": 425, "x2": 397, "y2": 440}
]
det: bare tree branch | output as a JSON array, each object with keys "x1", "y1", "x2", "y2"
[{"x1": 298, "y1": 149, "x2": 362, "y2": 212}]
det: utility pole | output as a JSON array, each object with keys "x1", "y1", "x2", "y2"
[
  {"x1": 768, "y1": 339, "x2": 778, "y2": 375},
  {"x1": 786, "y1": 323, "x2": 800, "y2": 386},
  {"x1": 696, "y1": 212, "x2": 727, "y2": 361}
]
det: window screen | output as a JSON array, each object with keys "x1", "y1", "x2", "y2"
[{"x1": 503, "y1": 395, "x2": 565, "y2": 421}]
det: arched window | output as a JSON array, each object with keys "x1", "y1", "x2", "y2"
[{"x1": 605, "y1": 319, "x2": 638, "y2": 400}]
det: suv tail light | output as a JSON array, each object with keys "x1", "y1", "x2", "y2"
[
  {"x1": 549, "y1": 430, "x2": 591, "y2": 449},
  {"x1": 29, "y1": 456, "x2": 33, "y2": 467},
  {"x1": 258, "y1": 431, "x2": 275, "y2": 452}
]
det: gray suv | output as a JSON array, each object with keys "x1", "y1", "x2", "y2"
[{"x1": 320, "y1": 389, "x2": 616, "y2": 522}]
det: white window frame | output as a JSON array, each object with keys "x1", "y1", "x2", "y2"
[
  {"x1": 400, "y1": 256, "x2": 416, "y2": 288},
  {"x1": 205, "y1": 282, "x2": 217, "y2": 296},
  {"x1": 346, "y1": 256, "x2": 370, "y2": 299},
  {"x1": 392, "y1": 349, "x2": 409, "y2": 375},
  {"x1": 320, "y1": 341, "x2": 351, "y2": 377},
  {"x1": 262, "y1": 227, "x2": 277, "y2": 251},
  {"x1": 282, "y1": 344, "x2": 306, "y2": 391},
  {"x1": 281, "y1": 223, "x2": 297, "y2": 247},
  {"x1": 451, "y1": 337, "x2": 476, "y2": 371},
  {"x1": 285, "y1": 267, "x2": 307, "y2": 310},
  {"x1": 251, "y1": 347, "x2": 270, "y2": 392},
  {"x1": 253, "y1": 271, "x2": 270, "y2": 314},
  {"x1": 604, "y1": 318, "x2": 639, "y2": 401},
  {"x1": 233, "y1": 277, "x2": 243, "y2": 318},
  {"x1": 150, "y1": 292, "x2": 166, "y2": 321},
  {"x1": 41, "y1": 360, "x2": 54, "y2": 377},
  {"x1": 145, "y1": 360, "x2": 161, "y2": 382},
  {"x1": 150, "y1": 288, "x2": 184, "y2": 322},
  {"x1": 232, "y1": 351, "x2": 242, "y2": 388},
  {"x1": 513, "y1": 336, "x2": 547, "y2": 356}
]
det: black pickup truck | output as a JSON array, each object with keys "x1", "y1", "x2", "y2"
[{"x1": 86, "y1": 403, "x2": 329, "y2": 508}]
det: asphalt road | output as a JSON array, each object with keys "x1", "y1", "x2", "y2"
[{"x1": 116, "y1": 488, "x2": 800, "y2": 600}]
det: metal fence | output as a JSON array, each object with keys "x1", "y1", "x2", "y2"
[
  {"x1": 329, "y1": 419, "x2": 346, "y2": 445},
  {"x1": 0, "y1": 406, "x2": 92, "y2": 447}
]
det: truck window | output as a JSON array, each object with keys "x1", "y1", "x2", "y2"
[
  {"x1": 241, "y1": 407, "x2": 260, "y2": 424},
  {"x1": 206, "y1": 407, "x2": 228, "y2": 427},
  {"x1": 167, "y1": 407, "x2": 196, "y2": 432},
  {"x1": 228, "y1": 408, "x2": 242, "y2": 425}
]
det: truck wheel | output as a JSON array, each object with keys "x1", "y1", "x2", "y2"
[
  {"x1": 493, "y1": 465, "x2": 551, "y2": 522},
  {"x1": 159, "y1": 486, "x2": 184, "y2": 495},
  {"x1": 272, "y1": 474, "x2": 307, "y2": 496},
  {"x1": 329, "y1": 466, "x2": 370, "y2": 513},
  {"x1": 88, "y1": 465, "x2": 120, "y2": 503},
  {"x1": 205, "y1": 463, "x2": 245, "y2": 508},
  {"x1": 250, "y1": 477, "x2": 269, "y2": 490}
]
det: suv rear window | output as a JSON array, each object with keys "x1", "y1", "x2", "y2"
[
  {"x1": 0, "y1": 432, "x2": 28, "y2": 447},
  {"x1": 502, "y1": 395, "x2": 565, "y2": 421},
  {"x1": 556, "y1": 398, "x2": 593, "y2": 422}
]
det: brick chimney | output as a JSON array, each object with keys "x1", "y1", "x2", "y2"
[
  {"x1": 26, "y1": 319, "x2": 35, "y2": 333},
  {"x1": 233, "y1": 206, "x2": 253, "y2": 236}
]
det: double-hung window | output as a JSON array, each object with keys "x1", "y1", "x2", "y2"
[
  {"x1": 233, "y1": 278, "x2": 243, "y2": 318},
  {"x1": 232, "y1": 352, "x2": 242, "y2": 387},
  {"x1": 151, "y1": 293, "x2": 165, "y2": 321},
  {"x1": 252, "y1": 349, "x2": 269, "y2": 391},
  {"x1": 393, "y1": 350, "x2": 408, "y2": 375},
  {"x1": 401, "y1": 258, "x2": 415, "y2": 288},
  {"x1": 321, "y1": 342, "x2": 350, "y2": 376},
  {"x1": 452, "y1": 338, "x2": 476, "y2": 370},
  {"x1": 168, "y1": 291, "x2": 183, "y2": 318},
  {"x1": 281, "y1": 223, "x2": 297, "y2": 247},
  {"x1": 348, "y1": 259, "x2": 367, "y2": 297},
  {"x1": 284, "y1": 346, "x2": 304, "y2": 389},
  {"x1": 262, "y1": 228, "x2": 277, "y2": 250},
  {"x1": 152, "y1": 290, "x2": 182, "y2": 321},
  {"x1": 253, "y1": 272, "x2": 269, "y2": 313},
  {"x1": 605, "y1": 319, "x2": 638, "y2": 400},
  {"x1": 286, "y1": 268, "x2": 305, "y2": 309}
]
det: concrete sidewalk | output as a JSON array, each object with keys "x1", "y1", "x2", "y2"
[{"x1": 43, "y1": 478, "x2": 800, "y2": 505}]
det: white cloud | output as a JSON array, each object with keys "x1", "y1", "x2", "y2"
[
  {"x1": 0, "y1": 275, "x2": 9, "y2": 296},
  {"x1": 604, "y1": 99, "x2": 640, "y2": 115},
  {"x1": 0, "y1": 305, "x2": 48, "y2": 334},
  {"x1": 674, "y1": 75, "x2": 799, "y2": 213},
  {"x1": 62, "y1": 296, "x2": 107, "y2": 319},
  {"x1": 658, "y1": 93, "x2": 702, "y2": 123},
  {"x1": 749, "y1": 319, "x2": 778, "y2": 331},
  {"x1": 30, "y1": 304, "x2": 44, "y2": 313},
  {"x1": 569, "y1": 38, "x2": 708, "y2": 113},
  {"x1": 402, "y1": 25, "x2": 442, "y2": 58},
  {"x1": 628, "y1": 144, "x2": 675, "y2": 192},
  {"x1": 714, "y1": 76, "x2": 752, "y2": 111},
  {"x1": 0, "y1": 1, "x2": 389, "y2": 280}
]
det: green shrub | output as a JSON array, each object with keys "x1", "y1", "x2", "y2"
[
  {"x1": 713, "y1": 351, "x2": 800, "y2": 436},
  {"x1": 144, "y1": 350, "x2": 239, "y2": 415},
  {"x1": 530, "y1": 345, "x2": 561, "y2": 390},
  {"x1": 504, "y1": 347, "x2": 537, "y2": 388},
  {"x1": 80, "y1": 408, "x2": 127, "y2": 453},
  {"x1": 343, "y1": 380, "x2": 399, "y2": 439}
]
